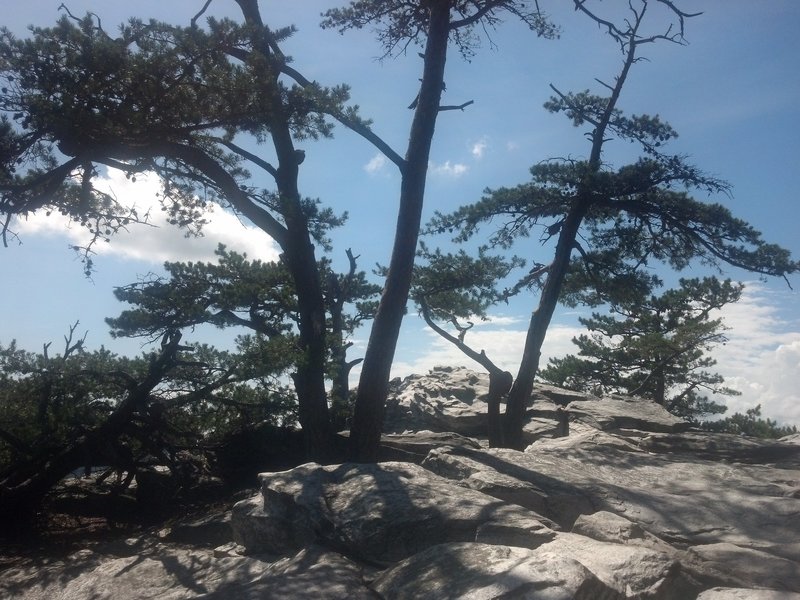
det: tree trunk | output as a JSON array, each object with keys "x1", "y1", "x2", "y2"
[
  {"x1": 502, "y1": 204, "x2": 588, "y2": 449},
  {"x1": 487, "y1": 370, "x2": 514, "y2": 447},
  {"x1": 235, "y1": 0, "x2": 332, "y2": 460},
  {"x1": 277, "y1": 165, "x2": 332, "y2": 460},
  {"x1": 350, "y1": 4, "x2": 451, "y2": 462}
]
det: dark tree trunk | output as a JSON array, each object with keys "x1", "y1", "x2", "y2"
[
  {"x1": 501, "y1": 14, "x2": 643, "y2": 449},
  {"x1": 502, "y1": 204, "x2": 588, "y2": 449},
  {"x1": 350, "y1": 3, "x2": 451, "y2": 462},
  {"x1": 236, "y1": 0, "x2": 332, "y2": 460},
  {"x1": 487, "y1": 370, "x2": 514, "y2": 447}
]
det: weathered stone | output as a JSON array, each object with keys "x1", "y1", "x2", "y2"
[
  {"x1": 196, "y1": 545, "x2": 376, "y2": 599},
  {"x1": 635, "y1": 431, "x2": 800, "y2": 465},
  {"x1": 382, "y1": 366, "x2": 490, "y2": 435},
  {"x1": 160, "y1": 511, "x2": 233, "y2": 548},
  {"x1": 233, "y1": 461, "x2": 555, "y2": 563},
  {"x1": 571, "y1": 510, "x2": 678, "y2": 555},
  {"x1": 378, "y1": 430, "x2": 483, "y2": 461},
  {"x1": 566, "y1": 395, "x2": 690, "y2": 433},
  {"x1": 3, "y1": 546, "x2": 267, "y2": 600},
  {"x1": 535, "y1": 383, "x2": 600, "y2": 406},
  {"x1": 0, "y1": 542, "x2": 375, "y2": 600},
  {"x1": 697, "y1": 588, "x2": 800, "y2": 599},
  {"x1": 423, "y1": 438, "x2": 800, "y2": 551},
  {"x1": 538, "y1": 532, "x2": 697, "y2": 599},
  {"x1": 422, "y1": 445, "x2": 596, "y2": 528},
  {"x1": 373, "y1": 542, "x2": 623, "y2": 600},
  {"x1": 384, "y1": 367, "x2": 692, "y2": 438},
  {"x1": 689, "y1": 543, "x2": 800, "y2": 592}
]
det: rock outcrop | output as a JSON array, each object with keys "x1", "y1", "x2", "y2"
[{"x1": 3, "y1": 366, "x2": 798, "y2": 599}]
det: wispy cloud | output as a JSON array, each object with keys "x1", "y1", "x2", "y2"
[
  {"x1": 364, "y1": 153, "x2": 388, "y2": 174},
  {"x1": 471, "y1": 137, "x2": 488, "y2": 159},
  {"x1": 13, "y1": 168, "x2": 281, "y2": 266},
  {"x1": 429, "y1": 160, "x2": 469, "y2": 178}
]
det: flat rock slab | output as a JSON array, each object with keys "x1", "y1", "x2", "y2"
[
  {"x1": 232, "y1": 461, "x2": 556, "y2": 564},
  {"x1": 566, "y1": 395, "x2": 690, "y2": 433},
  {"x1": 690, "y1": 543, "x2": 800, "y2": 593},
  {"x1": 0, "y1": 543, "x2": 375, "y2": 600},
  {"x1": 422, "y1": 436, "x2": 800, "y2": 555},
  {"x1": 1, "y1": 544, "x2": 265, "y2": 600},
  {"x1": 373, "y1": 542, "x2": 624, "y2": 600},
  {"x1": 697, "y1": 589, "x2": 800, "y2": 600}
]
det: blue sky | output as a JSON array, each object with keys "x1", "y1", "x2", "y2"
[{"x1": 3, "y1": 1, "x2": 799, "y2": 425}]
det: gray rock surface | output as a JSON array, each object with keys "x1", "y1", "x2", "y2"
[
  {"x1": 4, "y1": 367, "x2": 798, "y2": 599},
  {"x1": 423, "y1": 435, "x2": 800, "y2": 555},
  {"x1": 232, "y1": 460, "x2": 556, "y2": 563},
  {"x1": 383, "y1": 366, "x2": 490, "y2": 435},
  {"x1": 373, "y1": 542, "x2": 623, "y2": 600},
  {"x1": 697, "y1": 590, "x2": 800, "y2": 600},
  {"x1": 1, "y1": 542, "x2": 375, "y2": 600}
]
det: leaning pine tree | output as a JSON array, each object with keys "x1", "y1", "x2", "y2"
[{"x1": 423, "y1": 1, "x2": 798, "y2": 449}]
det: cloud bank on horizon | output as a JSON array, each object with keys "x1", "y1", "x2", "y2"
[{"x1": 12, "y1": 168, "x2": 281, "y2": 266}]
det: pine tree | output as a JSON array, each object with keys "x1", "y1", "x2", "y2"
[{"x1": 540, "y1": 277, "x2": 741, "y2": 421}]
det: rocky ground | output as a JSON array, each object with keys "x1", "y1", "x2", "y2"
[{"x1": 2, "y1": 366, "x2": 799, "y2": 599}]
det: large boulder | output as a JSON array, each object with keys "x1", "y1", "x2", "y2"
[
  {"x1": 383, "y1": 366, "x2": 491, "y2": 435},
  {"x1": 384, "y1": 367, "x2": 691, "y2": 439},
  {"x1": 373, "y1": 542, "x2": 623, "y2": 600},
  {"x1": 231, "y1": 461, "x2": 556, "y2": 563}
]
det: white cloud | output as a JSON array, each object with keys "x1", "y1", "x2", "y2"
[
  {"x1": 506, "y1": 141, "x2": 520, "y2": 152},
  {"x1": 429, "y1": 160, "x2": 468, "y2": 178},
  {"x1": 471, "y1": 138, "x2": 488, "y2": 159},
  {"x1": 13, "y1": 168, "x2": 281, "y2": 265},
  {"x1": 708, "y1": 282, "x2": 800, "y2": 425},
  {"x1": 364, "y1": 154, "x2": 388, "y2": 174}
]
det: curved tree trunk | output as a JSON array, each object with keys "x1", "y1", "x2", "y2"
[
  {"x1": 236, "y1": 0, "x2": 332, "y2": 459},
  {"x1": 350, "y1": 3, "x2": 451, "y2": 462},
  {"x1": 502, "y1": 203, "x2": 589, "y2": 449}
]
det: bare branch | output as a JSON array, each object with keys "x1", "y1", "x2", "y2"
[
  {"x1": 191, "y1": 0, "x2": 214, "y2": 28},
  {"x1": 219, "y1": 140, "x2": 278, "y2": 178},
  {"x1": 439, "y1": 100, "x2": 475, "y2": 112},
  {"x1": 278, "y1": 63, "x2": 406, "y2": 171}
]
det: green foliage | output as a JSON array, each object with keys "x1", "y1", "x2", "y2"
[
  {"x1": 0, "y1": 336, "x2": 132, "y2": 470},
  {"x1": 321, "y1": 1, "x2": 559, "y2": 60},
  {"x1": 0, "y1": 326, "x2": 297, "y2": 479},
  {"x1": 0, "y1": 9, "x2": 354, "y2": 266},
  {"x1": 107, "y1": 245, "x2": 299, "y2": 341},
  {"x1": 411, "y1": 242, "x2": 524, "y2": 323},
  {"x1": 429, "y1": 154, "x2": 797, "y2": 285},
  {"x1": 702, "y1": 405, "x2": 798, "y2": 439},
  {"x1": 540, "y1": 277, "x2": 742, "y2": 421},
  {"x1": 107, "y1": 244, "x2": 379, "y2": 413}
]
